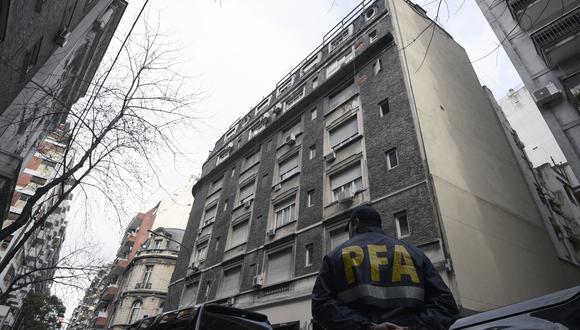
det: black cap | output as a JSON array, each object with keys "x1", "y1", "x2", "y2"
[{"x1": 344, "y1": 205, "x2": 382, "y2": 231}]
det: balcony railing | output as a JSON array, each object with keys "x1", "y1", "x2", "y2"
[
  {"x1": 531, "y1": 7, "x2": 580, "y2": 66},
  {"x1": 135, "y1": 282, "x2": 152, "y2": 289}
]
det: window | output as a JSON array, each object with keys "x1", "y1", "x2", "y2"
[
  {"x1": 203, "y1": 205, "x2": 217, "y2": 225},
  {"x1": 231, "y1": 168, "x2": 236, "y2": 178},
  {"x1": 266, "y1": 248, "x2": 293, "y2": 284},
  {"x1": 262, "y1": 173, "x2": 269, "y2": 188},
  {"x1": 329, "y1": 228, "x2": 349, "y2": 250},
  {"x1": 564, "y1": 185, "x2": 577, "y2": 205},
  {"x1": 274, "y1": 197, "x2": 296, "y2": 228},
  {"x1": 386, "y1": 148, "x2": 398, "y2": 169},
  {"x1": 224, "y1": 126, "x2": 236, "y2": 140},
  {"x1": 153, "y1": 239, "x2": 162, "y2": 250},
  {"x1": 328, "y1": 24, "x2": 354, "y2": 52},
  {"x1": 249, "y1": 122, "x2": 266, "y2": 140},
  {"x1": 0, "y1": 0, "x2": 10, "y2": 42},
  {"x1": 369, "y1": 29, "x2": 378, "y2": 43},
  {"x1": 365, "y1": 6, "x2": 377, "y2": 20},
  {"x1": 214, "y1": 237, "x2": 220, "y2": 252},
  {"x1": 309, "y1": 145, "x2": 316, "y2": 160},
  {"x1": 373, "y1": 58, "x2": 382, "y2": 75},
  {"x1": 312, "y1": 76, "x2": 319, "y2": 89},
  {"x1": 223, "y1": 200, "x2": 228, "y2": 212},
  {"x1": 128, "y1": 300, "x2": 142, "y2": 324},
  {"x1": 23, "y1": 37, "x2": 43, "y2": 73},
  {"x1": 311, "y1": 108, "x2": 317, "y2": 120},
  {"x1": 220, "y1": 267, "x2": 241, "y2": 298},
  {"x1": 229, "y1": 220, "x2": 249, "y2": 248},
  {"x1": 216, "y1": 150, "x2": 230, "y2": 165},
  {"x1": 194, "y1": 243, "x2": 208, "y2": 264},
  {"x1": 326, "y1": 46, "x2": 354, "y2": 77},
  {"x1": 242, "y1": 150, "x2": 260, "y2": 171},
  {"x1": 329, "y1": 116, "x2": 358, "y2": 149},
  {"x1": 395, "y1": 211, "x2": 410, "y2": 238},
  {"x1": 142, "y1": 265, "x2": 153, "y2": 284},
  {"x1": 279, "y1": 154, "x2": 299, "y2": 181},
  {"x1": 255, "y1": 96, "x2": 271, "y2": 114},
  {"x1": 302, "y1": 52, "x2": 321, "y2": 74},
  {"x1": 239, "y1": 180, "x2": 255, "y2": 204},
  {"x1": 285, "y1": 86, "x2": 305, "y2": 109},
  {"x1": 330, "y1": 164, "x2": 363, "y2": 202},
  {"x1": 183, "y1": 281, "x2": 199, "y2": 307},
  {"x1": 280, "y1": 121, "x2": 302, "y2": 146},
  {"x1": 305, "y1": 244, "x2": 313, "y2": 266},
  {"x1": 277, "y1": 76, "x2": 294, "y2": 96},
  {"x1": 307, "y1": 190, "x2": 314, "y2": 207},
  {"x1": 379, "y1": 98, "x2": 390, "y2": 117},
  {"x1": 329, "y1": 83, "x2": 356, "y2": 111}
]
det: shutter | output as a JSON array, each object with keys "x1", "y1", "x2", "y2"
[
  {"x1": 329, "y1": 116, "x2": 358, "y2": 147},
  {"x1": 330, "y1": 230, "x2": 349, "y2": 250},
  {"x1": 329, "y1": 83, "x2": 356, "y2": 110},
  {"x1": 230, "y1": 221, "x2": 248, "y2": 247},
  {"x1": 266, "y1": 248, "x2": 292, "y2": 284},
  {"x1": 239, "y1": 181, "x2": 255, "y2": 201},
  {"x1": 279, "y1": 155, "x2": 298, "y2": 175},
  {"x1": 330, "y1": 164, "x2": 362, "y2": 189},
  {"x1": 221, "y1": 268, "x2": 241, "y2": 297},
  {"x1": 203, "y1": 205, "x2": 217, "y2": 222}
]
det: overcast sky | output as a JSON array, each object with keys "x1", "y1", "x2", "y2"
[{"x1": 59, "y1": 0, "x2": 525, "y2": 321}]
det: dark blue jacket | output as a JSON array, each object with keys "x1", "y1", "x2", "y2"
[{"x1": 312, "y1": 227, "x2": 459, "y2": 330}]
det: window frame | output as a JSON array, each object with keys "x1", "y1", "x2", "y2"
[
  {"x1": 274, "y1": 196, "x2": 297, "y2": 228},
  {"x1": 328, "y1": 114, "x2": 359, "y2": 150},
  {"x1": 0, "y1": 0, "x2": 10, "y2": 42},
  {"x1": 329, "y1": 163, "x2": 364, "y2": 203},
  {"x1": 219, "y1": 266, "x2": 242, "y2": 298},
  {"x1": 395, "y1": 211, "x2": 410, "y2": 239},
  {"x1": 379, "y1": 98, "x2": 390, "y2": 117},
  {"x1": 386, "y1": 148, "x2": 399, "y2": 169},
  {"x1": 305, "y1": 244, "x2": 313, "y2": 267},
  {"x1": 265, "y1": 245, "x2": 294, "y2": 285}
]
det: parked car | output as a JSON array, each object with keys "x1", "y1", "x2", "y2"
[
  {"x1": 450, "y1": 285, "x2": 580, "y2": 329},
  {"x1": 127, "y1": 304, "x2": 273, "y2": 330}
]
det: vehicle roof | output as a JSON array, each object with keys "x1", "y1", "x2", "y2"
[{"x1": 451, "y1": 285, "x2": 580, "y2": 328}]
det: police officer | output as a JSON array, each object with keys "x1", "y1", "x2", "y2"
[{"x1": 312, "y1": 205, "x2": 459, "y2": 330}]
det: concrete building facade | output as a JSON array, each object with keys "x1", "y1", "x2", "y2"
[
  {"x1": 92, "y1": 205, "x2": 159, "y2": 328},
  {"x1": 107, "y1": 227, "x2": 184, "y2": 329},
  {"x1": 476, "y1": 0, "x2": 580, "y2": 183},
  {"x1": 0, "y1": 124, "x2": 72, "y2": 328},
  {"x1": 0, "y1": 0, "x2": 126, "y2": 225},
  {"x1": 167, "y1": 0, "x2": 580, "y2": 328}
]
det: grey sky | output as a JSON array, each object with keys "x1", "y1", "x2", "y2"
[{"x1": 60, "y1": 0, "x2": 523, "y2": 321}]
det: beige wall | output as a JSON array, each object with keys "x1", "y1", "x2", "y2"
[{"x1": 389, "y1": 0, "x2": 580, "y2": 311}]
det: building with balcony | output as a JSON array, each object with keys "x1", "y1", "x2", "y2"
[
  {"x1": 107, "y1": 227, "x2": 184, "y2": 329},
  {"x1": 91, "y1": 204, "x2": 159, "y2": 328},
  {"x1": 68, "y1": 265, "x2": 111, "y2": 330},
  {"x1": 0, "y1": 0, "x2": 126, "y2": 227},
  {"x1": 166, "y1": 0, "x2": 580, "y2": 327},
  {"x1": 476, "y1": 0, "x2": 580, "y2": 184},
  {"x1": 0, "y1": 124, "x2": 73, "y2": 328}
]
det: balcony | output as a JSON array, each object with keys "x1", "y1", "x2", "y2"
[
  {"x1": 94, "y1": 315, "x2": 108, "y2": 328},
  {"x1": 508, "y1": 0, "x2": 578, "y2": 31},
  {"x1": 100, "y1": 285, "x2": 118, "y2": 301},
  {"x1": 134, "y1": 282, "x2": 152, "y2": 289},
  {"x1": 531, "y1": 6, "x2": 580, "y2": 67}
]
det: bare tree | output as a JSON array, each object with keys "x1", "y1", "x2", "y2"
[{"x1": 0, "y1": 17, "x2": 198, "y2": 275}]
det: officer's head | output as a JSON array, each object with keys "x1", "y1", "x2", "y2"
[{"x1": 346, "y1": 205, "x2": 382, "y2": 238}]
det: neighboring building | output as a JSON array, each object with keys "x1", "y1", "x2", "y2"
[
  {"x1": 0, "y1": 0, "x2": 127, "y2": 225},
  {"x1": 476, "y1": 0, "x2": 580, "y2": 180},
  {"x1": 107, "y1": 227, "x2": 184, "y2": 329},
  {"x1": 154, "y1": 176, "x2": 197, "y2": 229},
  {"x1": 0, "y1": 124, "x2": 73, "y2": 328},
  {"x1": 68, "y1": 265, "x2": 111, "y2": 330},
  {"x1": 498, "y1": 86, "x2": 566, "y2": 167},
  {"x1": 92, "y1": 204, "x2": 159, "y2": 328},
  {"x1": 490, "y1": 87, "x2": 580, "y2": 264},
  {"x1": 166, "y1": 0, "x2": 580, "y2": 327}
]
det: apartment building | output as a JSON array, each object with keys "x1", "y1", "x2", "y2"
[
  {"x1": 0, "y1": 124, "x2": 72, "y2": 328},
  {"x1": 0, "y1": 0, "x2": 126, "y2": 225},
  {"x1": 69, "y1": 265, "x2": 111, "y2": 330},
  {"x1": 167, "y1": 0, "x2": 580, "y2": 328},
  {"x1": 92, "y1": 205, "x2": 159, "y2": 328},
  {"x1": 107, "y1": 227, "x2": 184, "y2": 329},
  {"x1": 476, "y1": 0, "x2": 580, "y2": 179}
]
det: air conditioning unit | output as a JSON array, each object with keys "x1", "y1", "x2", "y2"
[
  {"x1": 227, "y1": 142, "x2": 234, "y2": 149},
  {"x1": 55, "y1": 29, "x2": 71, "y2": 47},
  {"x1": 267, "y1": 228, "x2": 276, "y2": 237},
  {"x1": 226, "y1": 297, "x2": 235, "y2": 306},
  {"x1": 532, "y1": 82, "x2": 562, "y2": 105},
  {"x1": 191, "y1": 264, "x2": 199, "y2": 272},
  {"x1": 337, "y1": 190, "x2": 355, "y2": 203},
  {"x1": 262, "y1": 113, "x2": 271, "y2": 123},
  {"x1": 273, "y1": 183, "x2": 282, "y2": 192},
  {"x1": 273, "y1": 104, "x2": 283, "y2": 114},
  {"x1": 252, "y1": 274, "x2": 264, "y2": 288},
  {"x1": 323, "y1": 151, "x2": 336, "y2": 162},
  {"x1": 286, "y1": 134, "x2": 296, "y2": 146},
  {"x1": 244, "y1": 199, "x2": 253, "y2": 209}
]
